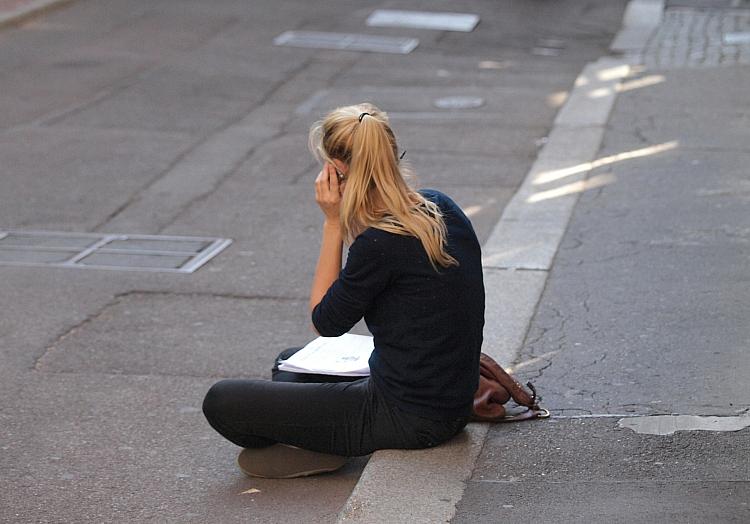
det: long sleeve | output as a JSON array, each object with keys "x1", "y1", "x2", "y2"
[{"x1": 312, "y1": 231, "x2": 391, "y2": 337}]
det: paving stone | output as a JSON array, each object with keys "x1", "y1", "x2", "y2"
[{"x1": 642, "y1": 8, "x2": 750, "y2": 68}]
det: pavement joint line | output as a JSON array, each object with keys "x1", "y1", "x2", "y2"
[
  {"x1": 100, "y1": 55, "x2": 360, "y2": 234},
  {"x1": 99, "y1": 55, "x2": 317, "y2": 233},
  {"x1": 152, "y1": 127, "x2": 287, "y2": 234},
  {"x1": 31, "y1": 368, "x2": 267, "y2": 380},
  {"x1": 338, "y1": 2, "x2": 649, "y2": 520},
  {"x1": 32, "y1": 289, "x2": 304, "y2": 372},
  {"x1": 39, "y1": 64, "x2": 169, "y2": 129},
  {"x1": 294, "y1": 89, "x2": 331, "y2": 115},
  {"x1": 0, "y1": 0, "x2": 74, "y2": 29},
  {"x1": 113, "y1": 289, "x2": 306, "y2": 302}
]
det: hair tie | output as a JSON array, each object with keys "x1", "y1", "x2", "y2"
[{"x1": 358, "y1": 112, "x2": 370, "y2": 123}]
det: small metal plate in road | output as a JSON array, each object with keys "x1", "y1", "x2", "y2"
[
  {"x1": 366, "y1": 10, "x2": 480, "y2": 32},
  {"x1": 273, "y1": 31, "x2": 419, "y2": 54},
  {"x1": 0, "y1": 230, "x2": 232, "y2": 273},
  {"x1": 433, "y1": 96, "x2": 485, "y2": 109}
]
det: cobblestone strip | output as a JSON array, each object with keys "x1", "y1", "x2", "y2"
[{"x1": 643, "y1": 8, "x2": 750, "y2": 68}]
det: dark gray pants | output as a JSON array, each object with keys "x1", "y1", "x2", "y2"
[{"x1": 201, "y1": 348, "x2": 468, "y2": 457}]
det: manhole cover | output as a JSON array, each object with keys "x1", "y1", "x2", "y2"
[
  {"x1": 433, "y1": 96, "x2": 485, "y2": 109},
  {"x1": 273, "y1": 31, "x2": 419, "y2": 54},
  {"x1": 0, "y1": 231, "x2": 231, "y2": 273},
  {"x1": 366, "y1": 10, "x2": 480, "y2": 32}
]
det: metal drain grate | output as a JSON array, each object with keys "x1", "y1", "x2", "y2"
[
  {"x1": 366, "y1": 9, "x2": 480, "y2": 32},
  {"x1": 273, "y1": 31, "x2": 419, "y2": 54},
  {"x1": 0, "y1": 230, "x2": 232, "y2": 273}
]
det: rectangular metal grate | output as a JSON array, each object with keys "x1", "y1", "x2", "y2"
[
  {"x1": 0, "y1": 230, "x2": 232, "y2": 273},
  {"x1": 273, "y1": 31, "x2": 419, "y2": 54},
  {"x1": 366, "y1": 10, "x2": 479, "y2": 32}
]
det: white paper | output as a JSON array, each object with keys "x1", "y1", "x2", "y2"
[{"x1": 277, "y1": 334, "x2": 374, "y2": 376}]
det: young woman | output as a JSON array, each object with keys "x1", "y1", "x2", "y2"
[{"x1": 202, "y1": 103, "x2": 485, "y2": 478}]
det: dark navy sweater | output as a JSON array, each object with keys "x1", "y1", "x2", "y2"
[{"x1": 312, "y1": 189, "x2": 485, "y2": 419}]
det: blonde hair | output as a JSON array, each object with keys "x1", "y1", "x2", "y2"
[{"x1": 309, "y1": 103, "x2": 457, "y2": 270}]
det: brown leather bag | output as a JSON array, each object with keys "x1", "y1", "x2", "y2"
[{"x1": 471, "y1": 353, "x2": 549, "y2": 422}]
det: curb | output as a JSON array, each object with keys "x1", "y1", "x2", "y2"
[
  {"x1": 336, "y1": 2, "x2": 656, "y2": 522},
  {"x1": 610, "y1": 0, "x2": 665, "y2": 58},
  {"x1": 0, "y1": 0, "x2": 75, "y2": 29},
  {"x1": 337, "y1": 59, "x2": 629, "y2": 524}
]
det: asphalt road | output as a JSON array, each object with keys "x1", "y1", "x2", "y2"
[{"x1": 0, "y1": 1, "x2": 628, "y2": 521}]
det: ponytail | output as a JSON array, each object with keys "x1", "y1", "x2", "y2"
[{"x1": 309, "y1": 103, "x2": 458, "y2": 270}]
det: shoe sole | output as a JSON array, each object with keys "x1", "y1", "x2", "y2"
[{"x1": 237, "y1": 444, "x2": 348, "y2": 479}]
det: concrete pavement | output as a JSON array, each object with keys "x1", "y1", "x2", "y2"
[
  {"x1": 0, "y1": 1, "x2": 630, "y2": 522},
  {"x1": 452, "y1": 2, "x2": 750, "y2": 522},
  {"x1": 4, "y1": 0, "x2": 747, "y2": 523}
]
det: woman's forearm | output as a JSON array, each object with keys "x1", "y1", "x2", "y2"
[{"x1": 309, "y1": 219, "x2": 344, "y2": 313}]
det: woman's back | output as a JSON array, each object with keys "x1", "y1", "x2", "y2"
[{"x1": 312, "y1": 189, "x2": 484, "y2": 419}]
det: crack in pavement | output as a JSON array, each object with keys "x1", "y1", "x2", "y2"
[
  {"x1": 158, "y1": 55, "x2": 360, "y2": 232},
  {"x1": 30, "y1": 289, "x2": 305, "y2": 372}
]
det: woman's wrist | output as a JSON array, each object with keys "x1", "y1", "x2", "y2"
[{"x1": 323, "y1": 218, "x2": 342, "y2": 232}]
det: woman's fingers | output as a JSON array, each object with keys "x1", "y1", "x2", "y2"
[
  {"x1": 314, "y1": 164, "x2": 343, "y2": 222},
  {"x1": 314, "y1": 169, "x2": 324, "y2": 202},
  {"x1": 327, "y1": 162, "x2": 339, "y2": 194},
  {"x1": 315, "y1": 164, "x2": 341, "y2": 203}
]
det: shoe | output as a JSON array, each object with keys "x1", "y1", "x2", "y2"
[{"x1": 237, "y1": 444, "x2": 349, "y2": 479}]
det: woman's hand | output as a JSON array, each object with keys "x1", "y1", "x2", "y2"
[
  {"x1": 310, "y1": 162, "x2": 345, "y2": 319},
  {"x1": 315, "y1": 162, "x2": 345, "y2": 223}
]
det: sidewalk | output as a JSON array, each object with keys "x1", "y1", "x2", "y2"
[
  {"x1": 454, "y1": 45, "x2": 750, "y2": 524},
  {"x1": 343, "y1": 1, "x2": 750, "y2": 522}
]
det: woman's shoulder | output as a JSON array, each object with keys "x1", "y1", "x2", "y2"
[
  {"x1": 351, "y1": 227, "x2": 396, "y2": 252},
  {"x1": 418, "y1": 188, "x2": 448, "y2": 203},
  {"x1": 417, "y1": 188, "x2": 467, "y2": 221}
]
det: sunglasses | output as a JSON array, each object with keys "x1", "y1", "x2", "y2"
[{"x1": 329, "y1": 150, "x2": 406, "y2": 183}]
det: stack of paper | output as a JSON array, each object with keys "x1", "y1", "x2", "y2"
[{"x1": 277, "y1": 333, "x2": 374, "y2": 376}]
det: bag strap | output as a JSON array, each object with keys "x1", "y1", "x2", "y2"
[
  {"x1": 493, "y1": 406, "x2": 550, "y2": 423},
  {"x1": 477, "y1": 353, "x2": 550, "y2": 422}
]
